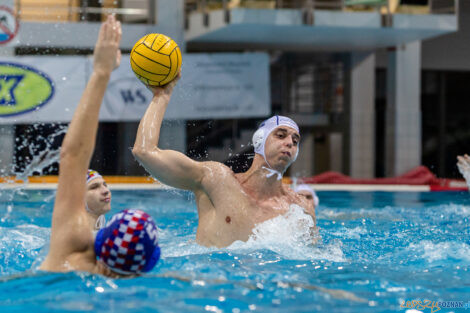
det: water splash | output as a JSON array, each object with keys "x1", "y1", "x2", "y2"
[
  {"x1": 331, "y1": 226, "x2": 367, "y2": 240},
  {"x1": 407, "y1": 240, "x2": 470, "y2": 262},
  {"x1": 0, "y1": 123, "x2": 66, "y2": 206},
  {"x1": 14, "y1": 124, "x2": 67, "y2": 180},
  {"x1": 0, "y1": 224, "x2": 50, "y2": 275},
  {"x1": 228, "y1": 204, "x2": 345, "y2": 262},
  {"x1": 162, "y1": 204, "x2": 344, "y2": 262},
  {"x1": 16, "y1": 149, "x2": 62, "y2": 181}
]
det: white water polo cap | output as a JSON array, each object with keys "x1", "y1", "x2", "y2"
[
  {"x1": 252, "y1": 115, "x2": 300, "y2": 164},
  {"x1": 293, "y1": 184, "x2": 320, "y2": 207}
]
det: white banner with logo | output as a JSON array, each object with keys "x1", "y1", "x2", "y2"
[
  {"x1": 0, "y1": 53, "x2": 270, "y2": 124},
  {"x1": 0, "y1": 56, "x2": 86, "y2": 123}
]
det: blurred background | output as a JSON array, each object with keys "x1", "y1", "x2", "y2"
[{"x1": 0, "y1": 0, "x2": 468, "y2": 179}]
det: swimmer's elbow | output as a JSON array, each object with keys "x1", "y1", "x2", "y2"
[
  {"x1": 132, "y1": 146, "x2": 148, "y2": 161},
  {"x1": 132, "y1": 146, "x2": 161, "y2": 163}
]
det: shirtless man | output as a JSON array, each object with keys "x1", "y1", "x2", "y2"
[
  {"x1": 40, "y1": 16, "x2": 160, "y2": 276},
  {"x1": 133, "y1": 86, "x2": 315, "y2": 248}
]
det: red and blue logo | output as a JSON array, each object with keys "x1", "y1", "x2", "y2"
[{"x1": 0, "y1": 6, "x2": 19, "y2": 44}]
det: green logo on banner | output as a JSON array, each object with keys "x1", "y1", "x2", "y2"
[{"x1": 0, "y1": 62, "x2": 54, "y2": 117}]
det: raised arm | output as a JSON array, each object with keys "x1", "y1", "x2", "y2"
[
  {"x1": 132, "y1": 80, "x2": 205, "y2": 191},
  {"x1": 52, "y1": 16, "x2": 121, "y2": 230}
]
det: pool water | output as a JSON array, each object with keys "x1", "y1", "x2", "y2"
[{"x1": 0, "y1": 189, "x2": 469, "y2": 313}]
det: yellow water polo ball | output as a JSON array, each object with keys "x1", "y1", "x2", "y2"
[{"x1": 130, "y1": 33, "x2": 182, "y2": 86}]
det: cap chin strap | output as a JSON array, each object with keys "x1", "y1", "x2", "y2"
[
  {"x1": 95, "y1": 215, "x2": 106, "y2": 229},
  {"x1": 261, "y1": 166, "x2": 283, "y2": 181},
  {"x1": 261, "y1": 141, "x2": 283, "y2": 181},
  {"x1": 253, "y1": 122, "x2": 299, "y2": 181},
  {"x1": 254, "y1": 128, "x2": 284, "y2": 180},
  {"x1": 86, "y1": 203, "x2": 106, "y2": 230}
]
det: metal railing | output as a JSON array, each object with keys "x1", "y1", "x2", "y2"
[
  {"x1": 185, "y1": 0, "x2": 459, "y2": 28},
  {"x1": 185, "y1": 0, "x2": 457, "y2": 12},
  {"x1": 430, "y1": 0, "x2": 457, "y2": 14},
  {"x1": 11, "y1": 0, "x2": 459, "y2": 24},
  {"x1": 185, "y1": 0, "x2": 390, "y2": 27}
]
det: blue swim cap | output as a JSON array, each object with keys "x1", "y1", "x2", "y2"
[{"x1": 94, "y1": 209, "x2": 161, "y2": 275}]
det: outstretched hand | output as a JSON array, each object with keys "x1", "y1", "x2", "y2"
[
  {"x1": 147, "y1": 71, "x2": 181, "y2": 98},
  {"x1": 93, "y1": 15, "x2": 122, "y2": 75},
  {"x1": 457, "y1": 154, "x2": 470, "y2": 174}
]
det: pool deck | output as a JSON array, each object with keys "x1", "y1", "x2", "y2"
[{"x1": 0, "y1": 176, "x2": 467, "y2": 192}]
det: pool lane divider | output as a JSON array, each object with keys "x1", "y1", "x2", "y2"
[{"x1": 1, "y1": 176, "x2": 467, "y2": 191}]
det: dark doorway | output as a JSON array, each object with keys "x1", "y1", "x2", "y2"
[{"x1": 422, "y1": 71, "x2": 470, "y2": 178}]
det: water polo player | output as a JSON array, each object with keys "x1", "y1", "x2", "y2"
[
  {"x1": 134, "y1": 85, "x2": 316, "y2": 247},
  {"x1": 85, "y1": 169, "x2": 110, "y2": 233},
  {"x1": 293, "y1": 184, "x2": 320, "y2": 208},
  {"x1": 40, "y1": 16, "x2": 160, "y2": 277}
]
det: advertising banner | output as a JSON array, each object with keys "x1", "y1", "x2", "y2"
[
  {"x1": 0, "y1": 53, "x2": 270, "y2": 123},
  {"x1": 169, "y1": 53, "x2": 271, "y2": 119},
  {"x1": 0, "y1": 56, "x2": 86, "y2": 123}
]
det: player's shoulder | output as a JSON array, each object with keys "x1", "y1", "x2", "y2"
[
  {"x1": 200, "y1": 161, "x2": 233, "y2": 174},
  {"x1": 286, "y1": 185, "x2": 311, "y2": 209},
  {"x1": 284, "y1": 184, "x2": 299, "y2": 198},
  {"x1": 49, "y1": 210, "x2": 94, "y2": 254},
  {"x1": 198, "y1": 161, "x2": 240, "y2": 190}
]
